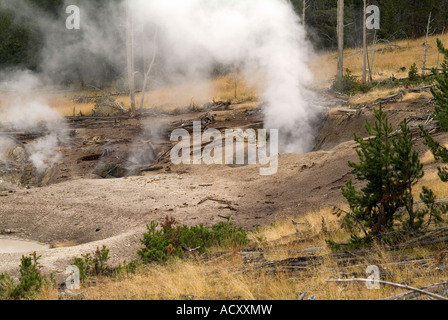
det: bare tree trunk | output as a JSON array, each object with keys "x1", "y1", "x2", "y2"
[
  {"x1": 369, "y1": 31, "x2": 377, "y2": 82},
  {"x1": 126, "y1": 0, "x2": 136, "y2": 117},
  {"x1": 302, "y1": 0, "x2": 307, "y2": 26},
  {"x1": 437, "y1": 27, "x2": 446, "y2": 69},
  {"x1": 422, "y1": 12, "x2": 432, "y2": 77},
  {"x1": 233, "y1": 64, "x2": 239, "y2": 100},
  {"x1": 139, "y1": 29, "x2": 158, "y2": 110},
  {"x1": 337, "y1": 0, "x2": 344, "y2": 79},
  {"x1": 362, "y1": 0, "x2": 367, "y2": 84}
]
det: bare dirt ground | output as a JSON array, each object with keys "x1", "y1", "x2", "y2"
[{"x1": 0, "y1": 96, "x2": 444, "y2": 281}]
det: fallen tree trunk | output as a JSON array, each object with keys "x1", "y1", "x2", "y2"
[
  {"x1": 327, "y1": 278, "x2": 448, "y2": 300},
  {"x1": 385, "y1": 280, "x2": 448, "y2": 300}
]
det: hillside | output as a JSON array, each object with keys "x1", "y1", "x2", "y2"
[{"x1": 0, "y1": 31, "x2": 447, "y2": 301}]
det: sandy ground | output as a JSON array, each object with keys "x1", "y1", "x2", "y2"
[
  {"x1": 0, "y1": 97, "x2": 441, "y2": 281},
  {"x1": 0, "y1": 146, "x2": 358, "y2": 280}
]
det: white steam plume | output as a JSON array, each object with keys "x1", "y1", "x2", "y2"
[
  {"x1": 0, "y1": 71, "x2": 67, "y2": 174},
  {"x1": 131, "y1": 0, "x2": 321, "y2": 153},
  {"x1": 0, "y1": 0, "x2": 321, "y2": 154}
]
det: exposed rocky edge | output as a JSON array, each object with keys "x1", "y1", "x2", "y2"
[
  {"x1": 0, "y1": 137, "x2": 34, "y2": 191},
  {"x1": 0, "y1": 137, "x2": 56, "y2": 190},
  {"x1": 92, "y1": 140, "x2": 168, "y2": 178}
]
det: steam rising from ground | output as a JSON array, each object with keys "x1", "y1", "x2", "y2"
[
  {"x1": 132, "y1": 0, "x2": 321, "y2": 152},
  {"x1": 0, "y1": 71, "x2": 67, "y2": 174},
  {"x1": 0, "y1": 0, "x2": 321, "y2": 158}
]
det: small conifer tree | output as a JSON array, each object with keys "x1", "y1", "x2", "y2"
[{"x1": 342, "y1": 105, "x2": 427, "y2": 240}]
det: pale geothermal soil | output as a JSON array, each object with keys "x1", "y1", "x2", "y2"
[
  {"x1": 0, "y1": 98, "x2": 442, "y2": 281},
  {"x1": 0, "y1": 142, "x2": 359, "y2": 279}
]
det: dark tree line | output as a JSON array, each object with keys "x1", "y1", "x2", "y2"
[
  {"x1": 291, "y1": 0, "x2": 448, "y2": 50},
  {"x1": 0, "y1": 0, "x2": 123, "y2": 88},
  {"x1": 1, "y1": 0, "x2": 448, "y2": 83}
]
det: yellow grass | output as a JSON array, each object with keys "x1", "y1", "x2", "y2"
[
  {"x1": 37, "y1": 205, "x2": 448, "y2": 300},
  {"x1": 401, "y1": 91, "x2": 433, "y2": 102},
  {"x1": 420, "y1": 138, "x2": 448, "y2": 165},
  {"x1": 0, "y1": 75, "x2": 260, "y2": 118},
  {"x1": 3, "y1": 33, "x2": 446, "y2": 118},
  {"x1": 49, "y1": 241, "x2": 78, "y2": 249},
  {"x1": 415, "y1": 169, "x2": 448, "y2": 199},
  {"x1": 314, "y1": 33, "x2": 448, "y2": 82}
]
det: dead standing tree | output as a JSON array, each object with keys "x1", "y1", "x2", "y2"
[
  {"x1": 302, "y1": 0, "x2": 308, "y2": 26},
  {"x1": 126, "y1": 0, "x2": 136, "y2": 117},
  {"x1": 139, "y1": 28, "x2": 158, "y2": 110},
  {"x1": 362, "y1": 0, "x2": 367, "y2": 84},
  {"x1": 422, "y1": 12, "x2": 433, "y2": 77},
  {"x1": 337, "y1": 0, "x2": 344, "y2": 80}
]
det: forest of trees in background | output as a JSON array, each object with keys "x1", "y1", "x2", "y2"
[
  {"x1": 291, "y1": 0, "x2": 448, "y2": 50},
  {"x1": 1, "y1": 0, "x2": 448, "y2": 84}
]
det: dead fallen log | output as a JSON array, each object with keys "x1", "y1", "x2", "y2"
[
  {"x1": 334, "y1": 108, "x2": 360, "y2": 113},
  {"x1": 408, "y1": 85, "x2": 435, "y2": 92},
  {"x1": 71, "y1": 90, "x2": 142, "y2": 103},
  {"x1": 327, "y1": 278, "x2": 448, "y2": 300},
  {"x1": 203, "y1": 100, "x2": 232, "y2": 111},
  {"x1": 360, "y1": 86, "x2": 435, "y2": 107},
  {"x1": 391, "y1": 227, "x2": 448, "y2": 250},
  {"x1": 326, "y1": 257, "x2": 433, "y2": 274},
  {"x1": 78, "y1": 153, "x2": 103, "y2": 162},
  {"x1": 375, "y1": 89, "x2": 407, "y2": 103},
  {"x1": 170, "y1": 112, "x2": 216, "y2": 132},
  {"x1": 258, "y1": 255, "x2": 324, "y2": 272},
  {"x1": 251, "y1": 250, "x2": 369, "y2": 272},
  {"x1": 0, "y1": 132, "x2": 46, "y2": 140},
  {"x1": 126, "y1": 164, "x2": 164, "y2": 176},
  {"x1": 385, "y1": 280, "x2": 448, "y2": 300},
  {"x1": 197, "y1": 197, "x2": 237, "y2": 211}
]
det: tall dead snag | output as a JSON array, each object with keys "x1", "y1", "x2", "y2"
[
  {"x1": 422, "y1": 12, "x2": 432, "y2": 77},
  {"x1": 337, "y1": 0, "x2": 344, "y2": 79},
  {"x1": 126, "y1": 0, "x2": 136, "y2": 117},
  {"x1": 302, "y1": 0, "x2": 307, "y2": 26},
  {"x1": 139, "y1": 29, "x2": 158, "y2": 110},
  {"x1": 362, "y1": 0, "x2": 367, "y2": 84},
  {"x1": 369, "y1": 31, "x2": 377, "y2": 82}
]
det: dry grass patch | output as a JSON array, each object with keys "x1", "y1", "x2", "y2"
[
  {"x1": 248, "y1": 206, "x2": 351, "y2": 261},
  {"x1": 316, "y1": 33, "x2": 448, "y2": 82},
  {"x1": 415, "y1": 169, "x2": 448, "y2": 199},
  {"x1": 0, "y1": 74, "x2": 259, "y2": 118},
  {"x1": 35, "y1": 208, "x2": 448, "y2": 300},
  {"x1": 347, "y1": 88, "x2": 397, "y2": 105},
  {"x1": 420, "y1": 139, "x2": 448, "y2": 165},
  {"x1": 43, "y1": 75, "x2": 259, "y2": 117}
]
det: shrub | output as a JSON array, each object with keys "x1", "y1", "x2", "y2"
[
  {"x1": 0, "y1": 273, "x2": 15, "y2": 299},
  {"x1": 408, "y1": 63, "x2": 420, "y2": 82},
  {"x1": 0, "y1": 252, "x2": 45, "y2": 300},
  {"x1": 419, "y1": 38, "x2": 448, "y2": 225},
  {"x1": 335, "y1": 105, "x2": 433, "y2": 251},
  {"x1": 326, "y1": 235, "x2": 373, "y2": 252},
  {"x1": 115, "y1": 260, "x2": 144, "y2": 279},
  {"x1": 138, "y1": 216, "x2": 250, "y2": 263},
  {"x1": 332, "y1": 68, "x2": 358, "y2": 93},
  {"x1": 209, "y1": 222, "x2": 249, "y2": 248},
  {"x1": 430, "y1": 39, "x2": 448, "y2": 131},
  {"x1": 73, "y1": 245, "x2": 111, "y2": 282}
]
